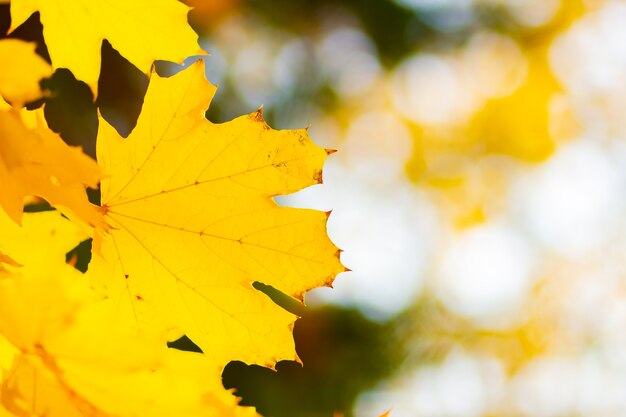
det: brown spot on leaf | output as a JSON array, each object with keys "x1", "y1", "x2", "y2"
[{"x1": 313, "y1": 169, "x2": 323, "y2": 183}]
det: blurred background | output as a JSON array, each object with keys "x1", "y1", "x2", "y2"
[{"x1": 3, "y1": 0, "x2": 626, "y2": 415}]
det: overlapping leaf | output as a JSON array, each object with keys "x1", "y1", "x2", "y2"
[
  {"x1": 0, "y1": 210, "x2": 258, "y2": 417},
  {"x1": 0, "y1": 107, "x2": 102, "y2": 226},
  {"x1": 8, "y1": 0, "x2": 203, "y2": 92},
  {"x1": 91, "y1": 60, "x2": 344, "y2": 366},
  {"x1": 0, "y1": 39, "x2": 52, "y2": 107},
  {"x1": 0, "y1": 37, "x2": 100, "y2": 226}
]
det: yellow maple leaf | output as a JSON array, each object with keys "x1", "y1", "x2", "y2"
[
  {"x1": 0, "y1": 210, "x2": 258, "y2": 417},
  {"x1": 91, "y1": 60, "x2": 344, "y2": 366},
  {"x1": 0, "y1": 107, "x2": 103, "y2": 226},
  {"x1": 8, "y1": 0, "x2": 203, "y2": 93},
  {"x1": 0, "y1": 39, "x2": 52, "y2": 107}
]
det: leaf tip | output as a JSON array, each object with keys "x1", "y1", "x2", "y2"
[
  {"x1": 249, "y1": 106, "x2": 265, "y2": 123},
  {"x1": 264, "y1": 360, "x2": 279, "y2": 371},
  {"x1": 0, "y1": 252, "x2": 23, "y2": 269}
]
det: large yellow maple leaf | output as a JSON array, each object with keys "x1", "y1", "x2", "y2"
[
  {"x1": 0, "y1": 107, "x2": 103, "y2": 226},
  {"x1": 0, "y1": 210, "x2": 258, "y2": 417},
  {"x1": 91, "y1": 60, "x2": 344, "y2": 366},
  {"x1": 8, "y1": 0, "x2": 203, "y2": 93}
]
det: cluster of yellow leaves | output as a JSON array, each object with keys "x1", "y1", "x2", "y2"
[
  {"x1": 0, "y1": 1, "x2": 344, "y2": 415},
  {"x1": 0, "y1": 210, "x2": 257, "y2": 417}
]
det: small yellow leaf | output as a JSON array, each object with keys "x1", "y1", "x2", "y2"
[
  {"x1": 0, "y1": 108, "x2": 103, "y2": 226},
  {"x1": 0, "y1": 39, "x2": 52, "y2": 107},
  {"x1": 9, "y1": 0, "x2": 203, "y2": 93},
  {"x1": 91, "y1": 60, "x2": 344, "y2": 366}
]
